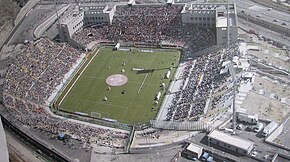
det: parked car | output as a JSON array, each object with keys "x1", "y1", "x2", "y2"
[{"x1": 253, "y1": 123, "x2": 263, "y2": 132}]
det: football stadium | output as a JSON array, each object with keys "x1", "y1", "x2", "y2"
[
  {"x1": 56, "y1": 47, "x2": 181, "y2": 123},
  {"x1": 3, "y1": 1, "x2": 275, "y2": 161}
]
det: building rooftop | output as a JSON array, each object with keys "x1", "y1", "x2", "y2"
[
  {"x1": 208, "y1": 130, "x2": 254, "y2": 151},
  {"x1": 216, "y1": 10, "x2": 236, "y2": 27},
  {"x1": 186, "y1": 143, "x2": 203, "y2": 153}
]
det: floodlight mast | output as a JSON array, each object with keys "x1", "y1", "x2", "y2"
[
  {"x1": 53, "y1": 0, "x2": 64, "y2": 42},
  {"x1": 228, "y1": 62, "x2": 237, "y2": 134},
  {"x1": 226, "y1": 0, "x2": 237, "y2": 134}
]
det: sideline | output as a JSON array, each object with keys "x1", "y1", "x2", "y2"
[{"x1": 58, "y1": 48, "x2": 100, "y2": 106}]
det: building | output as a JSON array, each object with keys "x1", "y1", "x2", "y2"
[
  {"x1": 59, "y1": 10, "x2": 84, "y2": 40},
  {"x1": 59, "y1": 4, "x2": 116, "y2": 41},
  {"x1": 208, "y1": 130, "x2": 254, "y2": 155},
  {"x1": 182, "y1": 143, "x2": 204, "y2": 159},
  {"x1": 80, "y1": 4, "x2": 116, "y2": 26},
  {"x1": 181, "y1": 3, "x2": 238, "y2": 47}
]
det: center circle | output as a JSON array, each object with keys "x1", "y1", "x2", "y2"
[{"x1": 106, "y1": 74, "x2": 128, "y2": 87}]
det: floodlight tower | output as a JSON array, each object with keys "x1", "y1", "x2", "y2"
[
  {"x1": 228, "y1": 62, "x2": 237, "y2": 134},
  {"x1": 226, "y1": 0, "x2": 237, "y2": 134},
  {"x1": 53, "y1": 0, "x2": 64, "y2": 42}
]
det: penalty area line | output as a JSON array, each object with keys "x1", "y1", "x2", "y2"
[{"x1": 58, "y1": 49, "x2": 100, "y2": 106}]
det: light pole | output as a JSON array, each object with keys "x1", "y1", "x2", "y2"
[
  {"x1": 220, "y1": 60, "x2": 237, "y2": 134},
  {"x1": 53, "y1": 0, "x2": 64, "y2": 42}
]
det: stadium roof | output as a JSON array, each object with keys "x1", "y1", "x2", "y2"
[{"x1": 208, "y1": 130, "x2": 254, "y2": 151}]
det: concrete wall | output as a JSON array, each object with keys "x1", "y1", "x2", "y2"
[
  {"x1": 0, "y1": 118, "x2": 9, "y2": 162},
  {"x1": 181, "y1": 11, "x2": 216, "y2": 27},
  {"x1": 216, "y1": 26, "x2": 238, "y2": 46},
  {"x1": 84, "y1": 12, "x2": 110, "y2": 25},
  {"x1": 61, "y1": 12, "x2": 84, "y2": 38},
  {"x1": 266, "y1": 123, "x2": 283, "y2": 142}
]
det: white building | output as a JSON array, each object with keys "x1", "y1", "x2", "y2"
[
  {"x1": 80, "y1": 4, "x2": 116, "y2": 26},
  {"x1": 208, "y1": 130, "x2": 254, "y2": 155},
  {"x1": 59, "y1": 4, "x2": 116, "y2": 41},
  {"x1": 181, "y1": 3, "x2": 238, "y2": 47},
  {"x1": 59, "y1": 10, "x2": 84, "y2": 40},
  {"x1": 182, "y1": 143, "x2": 204, "y2": 159}
]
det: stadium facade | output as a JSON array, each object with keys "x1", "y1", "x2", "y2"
[{"x1": 59, "y1": 3, "x2": 238, "y2": 49}]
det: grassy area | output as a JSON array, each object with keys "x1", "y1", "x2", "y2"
[{"x1": 57, "y1": 47, "x2": 180, "y2": 124}]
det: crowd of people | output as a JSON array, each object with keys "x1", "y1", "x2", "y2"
[
  {"x1": 72, "y1": 5, "x2": 215, "y2": 53},
  {"x1": 165, "y1": 46, "x2": 239, "y2": 121},
  {"x1": 3, "y1": 38, "x2": 81, "y2": 104},
  {"x1": 3, "y1": 38, "x2": 129, "y2": 147}
]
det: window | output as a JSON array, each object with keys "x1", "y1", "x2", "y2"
[
  {"x1": 191, "y1": 17, "x2": 193, "y2": 20},
  {"x1": 199, "y1": 17, "x2": 202, "y2": 20},
  {"x1": 203, "y1": 23, "x2": 206, "y2": 26},
  {"x1": 212, "y1": 18, "x2": 215, "y2": 20},
  {"x1": 195, "y1": 17, "x2": 198, "y2": 20},
  {"x1": 203, "y1": 17, "x2": 206, "y2": 20}
]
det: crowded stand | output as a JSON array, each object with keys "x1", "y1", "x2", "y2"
[
  {"x1": 72, "y1": 5, "x2": 215, "y2": 53},
  {"x1": 2, "y1": 38, "x2": 129, "y2": 147},
  {"x1": 165, "y1": 46, "x2": 238, "y2": 121}
]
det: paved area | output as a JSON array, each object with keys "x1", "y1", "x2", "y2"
[
  {"x1": 235, "y1": 0, "x2": 290, "y2": 28},
  {"x1": 5, "y1": 130, "x2": 45, "y2": 162},
  {"x1": 8, "y1": 4, "x2": 66, "y2": 45},
  {"x1": 273, "y1": 117, "x2": 290, "y2": 149}
]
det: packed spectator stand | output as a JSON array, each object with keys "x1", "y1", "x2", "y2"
[
  {"x1": 2, "y1": 38, "x2": 129, "y2": 148},
  {"x1": 72, "y1": 5, "x2": 215, "y2": 53},
  {"x1": 165, "y1": 46, "x2": 239, "y2": 121}
]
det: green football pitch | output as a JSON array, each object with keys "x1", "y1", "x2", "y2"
[{"x1": 57, "y1": 47, "x2": 180, "y2": 124}]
